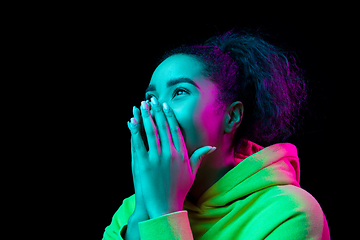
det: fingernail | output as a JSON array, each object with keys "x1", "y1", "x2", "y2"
[
  {"x1": 130, "y1": 117, "x2": 137, "y2": 127},
  {"x1": 206, "y1": 147, "x2": 217, "y2": 154},
  {"x1": 133, "y1": 106, "x2": 140, "y2": 117},
  {"x1": 163, "y1": 102, "x2": 170, "y2": 112},
  {"x1": 141, "y1": 101, "x2": 148, "y2": 110},
  {"x1": 151, "y1": 96, "x2": 159, "y2": 106}
]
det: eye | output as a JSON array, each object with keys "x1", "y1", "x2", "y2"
[{"x1": 173, "y1": 88, "x2": 189, "y2": 98}]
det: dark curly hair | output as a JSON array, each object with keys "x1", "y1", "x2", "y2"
[{"x1": 159, "y1": 30, "x2": 307, "y2": 148}]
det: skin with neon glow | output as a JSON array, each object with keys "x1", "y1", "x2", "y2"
[{"x1": 126, "y1": 54, "x2": 243, "y2": 239}]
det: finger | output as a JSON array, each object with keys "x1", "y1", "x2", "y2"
[
  {"x1": 162, "y1": 102, "x2": 185, "y2": 153},
  {"x1": 189, "y1": 146, "x2": 216, "y2": 175},
  {"x1": 150, "y1": 97, "x2": 173, "y2": 154},
  {"x1": 133, "y1": 106, "x2": 149, "y2": 150},
  {"x1": 130, "y1": 136, "x2": 136, "y2": 182},
  {"x1": 128, "y1": 117, "x2": 147, "y2": 158},
  {"x1": 134, "y1": 100, "x2": 152, "y2": 123},
  {"x1": 140, "y1": 101, "x2": 161, "y2": 155},
  {"x1": 131, "y1": 135, "x2": 141, "y2": 186},
  {"x1": 131, "y1": 135, "x2": 143, "y2": 204},
  {"x1": 133, "y1": 106, "x2": 142, "y2": 125}
]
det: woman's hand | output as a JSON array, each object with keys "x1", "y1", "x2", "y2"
[
  {"x1": 125, "y1": 105, "x2": 149, "y2": 240},
  {"x1": 128, "y1": 97, "x2": 216, "y2": 219}
]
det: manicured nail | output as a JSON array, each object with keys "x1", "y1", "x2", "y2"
[
  {"x1": 141, "y1": 101, "x2": 148, "y2": 110},
  {"x1": 130, "y1": 117, "x2": 137, "y2": 127},
  {"x1": 207, "y1": 147, "x2": 217, "y2": 154},
  {"x1": 163, "y1": 102, "x2": 170, "y2": 112},
  {"x1": 133, "y1": 106, "x2": 140, "y2": 118},
  {"x1": 151, "y1": 96, "x2": 159, "y2": 106}
]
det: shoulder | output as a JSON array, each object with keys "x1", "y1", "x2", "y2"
[
  {"x1": 259, "y1": 185, "x2": 330, "y2": 239},
  {"x1": 266, "y1": 185, "x2": 324, "y2": 217}
]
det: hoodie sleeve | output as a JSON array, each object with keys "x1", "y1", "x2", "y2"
[
  {"x1": 102, "y1": 195, "x2": 193, "y2": 240},
  {"x1": 138, "y1": 211, "x2": 193, "y2": 239}
]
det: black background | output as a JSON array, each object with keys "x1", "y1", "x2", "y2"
[{"x1": 33, "y1": 12, "x2": 350, "y2": 239}]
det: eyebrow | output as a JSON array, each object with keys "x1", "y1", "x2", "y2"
[{"x1": 145, "y1": 77, "x2": 200, "y2": 94}]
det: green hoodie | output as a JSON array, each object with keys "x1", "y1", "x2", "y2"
[{"x1": 103, "y1": 141, "x2": 330, "y2": 239}]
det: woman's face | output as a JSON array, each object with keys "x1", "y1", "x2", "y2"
[{"x1": 145, "y1": 54, "x2": 225, "y2": 156}]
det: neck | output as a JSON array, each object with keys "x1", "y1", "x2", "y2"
[{"x1": 186, "y1": 145, "x2": 236, "y2": 205}]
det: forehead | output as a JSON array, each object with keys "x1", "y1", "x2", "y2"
[{"x1": 150, "y1": 54, "x2": 205, "y2": 85}]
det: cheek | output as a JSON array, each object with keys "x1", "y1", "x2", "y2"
[
  {"x1": 172, "y1": 99, "x2": 221, "y2": 154},
  {"x1": 195, "y1": 103, "x2": 223, "y2": 144},
  {"x1": 171, "y1": 103, "x2": 197, "y2": 153}
]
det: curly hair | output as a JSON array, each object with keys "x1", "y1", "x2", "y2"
[{"x1": 159, "y1": 30, "x2": 307, "y2": 148}]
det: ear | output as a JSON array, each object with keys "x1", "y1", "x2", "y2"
[{"x1": 223, "y1": 101, "x2": 244, "y2": 133}]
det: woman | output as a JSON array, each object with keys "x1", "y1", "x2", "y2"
[{"x1": 103, "y1": 30, "x2": 330, "y2": 239}]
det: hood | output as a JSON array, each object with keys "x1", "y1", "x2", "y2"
[{"x1": 184, "y1": 140, "x2": 300, "y2": 210}]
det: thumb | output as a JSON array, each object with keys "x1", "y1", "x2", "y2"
[{"x1": 189, "y1": 146, "x2": 217, "y2": 175}]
